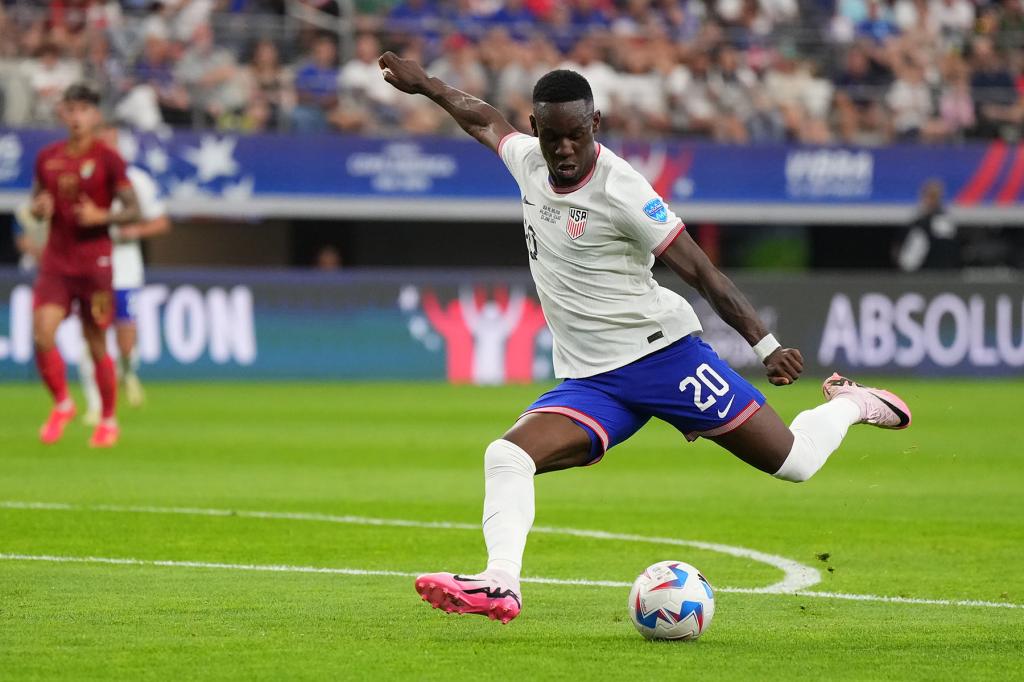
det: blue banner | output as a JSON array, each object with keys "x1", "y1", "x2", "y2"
[{"x1": 1, "y1": 129, "x2": 1021, "y2": 211}]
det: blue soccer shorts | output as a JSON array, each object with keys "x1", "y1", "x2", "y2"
[
  {"x1": 114, "y1": 288, "x2": 139, "y2": 323},
  {"x1": 523, "y1": 335, "x2": 766, "y2": 464}
]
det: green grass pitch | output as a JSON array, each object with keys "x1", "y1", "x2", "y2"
[{"x1": 1, "y1": 379, "x2": 1022, "y2": 680}]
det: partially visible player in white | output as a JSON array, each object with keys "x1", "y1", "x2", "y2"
[{"x1": 80, "y1": 124, "x2": 171, "y2": 424}]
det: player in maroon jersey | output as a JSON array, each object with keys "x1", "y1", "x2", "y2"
[{"x1": 29, "y1": 83, "x2": 141, "y2": 447}]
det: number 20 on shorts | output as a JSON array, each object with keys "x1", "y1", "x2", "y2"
[{"x1": 679, "y1": 363, "x2": 730, "y2": 412}]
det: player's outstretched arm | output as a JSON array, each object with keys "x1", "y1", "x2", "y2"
[
  {"x1": 378, "y1": 51, "x2": 515, "y2": 153},
  {"x1": 659, "y1": 231, "x2": 803, "y2": 386}
]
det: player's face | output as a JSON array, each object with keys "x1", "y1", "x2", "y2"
[
  {"x1": 62, "y1": 100, "x2": 101, "y2": 140},
  {"x1": 530, "y1": 101, "x2": 600, "y2": 186}
]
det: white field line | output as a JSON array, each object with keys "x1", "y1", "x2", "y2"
[
  {"x1": 0, "y1": 500, "x2": 819, "y2": 593},
  {"x1": 1, "y1": 553, "x2": 1021, "y2": 610}
]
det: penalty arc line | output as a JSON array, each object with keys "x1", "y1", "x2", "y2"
[
  {"x1": 0, "y1": 553, "x2": 1021, "y2": 610},
  {"x1": 0, "y1": 500, "x2": 819, "y2": 594}
]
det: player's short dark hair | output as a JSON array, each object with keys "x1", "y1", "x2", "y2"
[
  {"x1": 532, "y1": 70, "x2": 593, "y2": 106},
  {"x1": 63, "y1": 82, "x2": 101, "y2": 106}
]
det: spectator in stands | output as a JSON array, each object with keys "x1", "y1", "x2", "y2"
[
  {"x1": 834, "y1": 44, "x2": 892, "y2": 143},
  {"x1": 238, "y1": 39, "x2": 294, "y2": 131},
  {"x1": 937, "y1": 53, "x2": 975, "y2": 140},
  {"x1": 610, "y1": 39, "x2": 670, "y2": 136},
  {"x1": 131, "y1": 31, "x2": 192, "y2": 126},
  {"x1": 541, "y1": 2, "x2": 578, "y2": 55},
  {"x1": 571, "y1": 0, "x2": 612, "y2": 38},
  {"x1": 487, "y1": 0, "x2": 538, "y2": 41},
  {"x1": 175, "y1": 23, "x2": 246, "y2": 126},
  {"x1": 933, "y1": 0, "x2": 975, "y2": 43},
  {"x1": 442, "y1": 0, "x2": 488, "y2": 42},
  {"x1": 707, "y1": 45, "x2": 758, "y2": 143},
  {"x1": 969, "y1": 36, "x2": 1024, "y2": 138},
  {"x1": 82, "y1": 31, "x2": 124, "y2": 108},
  {"x1": 497, "y1": 36, "x2": 558, "y2": 131},
  {"x1": 856, "y1": 0, "x2": 899, "y2": 45},
  {"x1": 25, "y1": 43, "x2": 82, "y2": 125},
  {"x1": 763, "y1": 48, "x2": 833, "y2": 143},
  {"x1": 560, "y1": 37, "x2": 615, "y2": 115},
  {"x1": 291, "y1": 33, "x2": 340, "y2": 132},
  {"x1": 335, "y1": 33, "x2": 401, "y2": 132},
  {"x1": 426, "y1": 34, "x2": 487, "y2": 99},
  {"x1": 886, "y1": 59, "x2": 938, "y2": 140},
  {"x1": 669, "y1": 48, "x2": 716, "y2": 138}
]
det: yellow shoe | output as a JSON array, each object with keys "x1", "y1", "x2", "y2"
[{"x1": 124, "y1": 373, "x2": 145, "y2": 407}]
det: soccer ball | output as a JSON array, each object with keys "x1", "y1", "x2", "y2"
[{"x1": 628, "y1": 560, "x2": 715, "y2": 641}]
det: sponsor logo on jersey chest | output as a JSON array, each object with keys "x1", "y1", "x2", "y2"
[
  {"x1": 566, "y1": 207, "x2": 588, "y2": 239},
  {"x1": 80, "y1": 159, "x2": 96, "y2": 179}
]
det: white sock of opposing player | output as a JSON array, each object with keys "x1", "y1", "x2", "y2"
[
  {"x1": 78, "y1": 347, "x2": 102, "y2": 417},
  {"x1": 482, "y1": 439, "x2": 536, "y2": 590},
  {"x1": 119, "y1": 348, "x2": 140, "y2": 379},
  {"x1": 773, "y1": 398, "x2": 861, "y2": 482}
]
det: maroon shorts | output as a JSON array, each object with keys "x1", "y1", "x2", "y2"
[{"x1": 33, "y1": 269, "x2": 115, "y2": 329}]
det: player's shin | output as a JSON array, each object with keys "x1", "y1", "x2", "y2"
[
  {"x1": 93, "y1": 351, "x2": 118, "y2": 420},
  {"x1": 78, "y1": 346, "x2": 102, "y2": 421},
  {"x1": 773, "y1": 399, "x2": 860, "y2": 483},
  {"x1": 35, "y1": 347, "x2": 70, "y2": 406},
  {"x1": 482, "y1": 439, "x2": 536, "y2": 587}
]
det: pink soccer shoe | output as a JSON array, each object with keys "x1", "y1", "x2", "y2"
[
  {"x1": 40, "y1": 403, "x2": 76, "y2": 444},
  {"x1": 88, "y1": 421, "x2": 120, "y2": 448},
  {"x1": 822, "y1": 373, "x2": 912, "y2": 429},
  {"x1": 414, "y1": 572, "x2": 522, "y2": 624}
]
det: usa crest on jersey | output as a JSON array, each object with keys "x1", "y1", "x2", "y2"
[{"x1": 566, "y1": 207, "x2": 588, "y2": 240}]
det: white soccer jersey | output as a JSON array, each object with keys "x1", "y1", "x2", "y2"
[
  {"x1": 498, "y1": 132, "x2": 702, "y2": 378},
  {"x1": 112, "y1": 166, "x2": 166, "y2": 290}
]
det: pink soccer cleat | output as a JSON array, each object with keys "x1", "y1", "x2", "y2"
[
  {"x1": 822, "y1": 373, "x2": 912, "y2": 429},
  {"x1": 39, "y1": 403, "x2": 76, "y2": 444},
  {"x1": 414, "y1": 572, "x2": 522, "y2": 624},
  {"x1": 88, "y1": 421, "x2": 120, "y2": 448}
]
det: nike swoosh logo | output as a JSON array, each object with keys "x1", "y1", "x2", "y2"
[
  {"x1": 522, "y1": 197, "x2": 535, "y2": 205},
  {"x1": 716, "y1": 395, "x2": 735, "y2": 419}
]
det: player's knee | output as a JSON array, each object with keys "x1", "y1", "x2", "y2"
[
  {"x1": 771, "y1": 436, "x2": 821, "y2": 483},
  {"x1": 32, "y1": 326, "x2": 56, "y2": 351},
  {"x1": 485, "y1": 439, "x2": 538, "y2": 476}
]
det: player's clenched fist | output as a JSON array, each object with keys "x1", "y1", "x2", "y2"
[
  {"x1": 764, "y1": 347, "x2": 803, "y2": 386},
  {"x1": 31, "y1": 191, "x2": 54, "y2": 220},
  {"x1": 378, "y1": 51, "x2": 432, "y2": 96},
  {"x1": 74, "y1": 196, "x2": 110, "y2": 227}
]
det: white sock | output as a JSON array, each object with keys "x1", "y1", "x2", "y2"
[
  {"x1": 773, "y1": 398, "x2": 861, "y2": 483},
  {"x1": 78, "y1": 347, "x2": 102, "y2": 416},
  {"x1": 482, "y1": 439, "x2": 536, "y2": 588},
  {"x1": 119, "y1": 348, "x2": 139, "y2": 379}
]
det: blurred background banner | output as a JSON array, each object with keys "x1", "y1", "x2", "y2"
[
  {"x1": 1, "y1": 129, "x2": 1022, "y2": 222},
  {"x1": 1, "y1": 267, "x2": 1020, "y2": 381}
]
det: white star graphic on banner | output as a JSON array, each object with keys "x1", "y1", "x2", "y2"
[
  {"x1": 116, "y1": 131, "x2": 139, "y2": 165},
  {"x1": 183, "y1": 135, "x2": 239, "y2": 182},
  {"x1": 222, "y1": 176, "x2": 254, "y2": 200},
  {"x1": 145, "y1": 146, "x2": 169, "y2": 175}
]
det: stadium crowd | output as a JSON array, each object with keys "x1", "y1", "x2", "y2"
[{"x1": 0, "y1": 0, "x2": 1022, "y2": 144}]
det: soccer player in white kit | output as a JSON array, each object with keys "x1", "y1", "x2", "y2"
[
  {"x1": 378, "y1": 54, "x2": 912, "y2": 624},
  {"x1": 80, "y1": 125, "x2": 171, "y2": 424}
]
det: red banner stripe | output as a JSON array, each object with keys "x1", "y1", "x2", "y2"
[
  {"x1": 956, "y1": 142, "x2": 1008, "y2": 205},
  {"x1": 995, "y1": 144, "x2": 1024, "y2": 205}
]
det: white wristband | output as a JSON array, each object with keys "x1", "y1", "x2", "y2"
[{"x1": 752, "y1": 333, "x2": 781, "y2": 364}]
